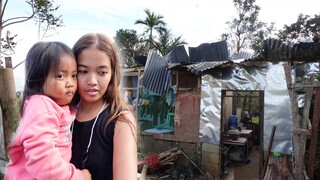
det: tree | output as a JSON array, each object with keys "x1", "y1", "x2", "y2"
[
  {"x1": 1, "y1": 30, "x2": 17, "y2": 56},
  {"x1": 222, "y1": 0, "x2": 270, "y2": 55},
  {"x1": 32, "y1": 0, "x2": 63, "y2": 40},
  {"x1": 250, "y1": 22, "x2": 275, "y2": 56},
  {"x1": 135, "y1": 9, "x2": 166, "y2": 49},
  {"x1": 153, "y1": 28, "x2": 187, "y2": 56},
  {"x1": 114, "y1": 29, "x2": 148, "y2": 67},
  {"x1": 134, "y1": 9, "x2": 187, "y2": 57},
  {"x1": 0, "y1": 0, "x2": 63, "y2": 67},
  {"x1": 277, "y1": 13, "x2": 320, "y2": 45}
]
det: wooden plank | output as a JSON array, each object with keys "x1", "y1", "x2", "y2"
[
  {"x1": 283, "y1": 63, "x2": 305, "y2": 179},
  {"x1": 308, "y1": 87, "x2": 320, "y2": 180},
  {"x1": 262, "y1": 125, "x2": 276, "y2": 178},
  {"x1": 202, "y1": 143, "x2": 219, "y2": 154},
  {"x1": 291, "y1": 83, "x2": 320, "y2": 89},
  {"x1": 302, "y1": 76, "x2": 315, "y2": 130}
]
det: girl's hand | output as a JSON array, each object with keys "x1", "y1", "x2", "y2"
[{"x1": 81, "y1": 169, "x2": 92, "y2": 180}]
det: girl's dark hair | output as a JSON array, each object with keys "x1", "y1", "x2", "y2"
[
  {"x1": 72, "y1": 33, "x2": 131, "y2": 129},
  {"x1": 20, "y1": 41, "x2": 75, "y2": 115}
]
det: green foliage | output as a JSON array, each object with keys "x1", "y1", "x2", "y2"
[
  {"x1": 277, "y1": 13, "x2": 320, "y2": 45},
  {"x1": 117, "y1": 9, "x2": 187, "y2": 67},
  {"x1": 114, "y1": 29, "x2": 148, "y2": 67},
  {"x1": 250, "y1": 23, "x2": 275, "y2": 56},
  {"x1": 153, "y1": 28, "x2": 187, "y2": 56},
  {"x1": 132, "y1": 9, "x2": 187, "y2": 58}
]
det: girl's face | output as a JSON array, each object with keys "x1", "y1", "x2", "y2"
[
  {"x1": 77, "y1": 48, "x2": 112, "y2": 105},
  {"x1": 43, "y1": 55, "x2": 77, "y2": 106}
]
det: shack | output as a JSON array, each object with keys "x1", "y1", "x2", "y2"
[{"x1": 123, "y1": 39, "x2": 320, "y2": 179}]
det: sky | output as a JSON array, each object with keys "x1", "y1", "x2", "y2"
[{"x1": 3, "y1": 0, "x2": 320, "y2": 91}]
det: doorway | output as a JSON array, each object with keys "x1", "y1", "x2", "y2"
[{"x1": 220, "y1": 90, "x2": 264, "y2": 179}]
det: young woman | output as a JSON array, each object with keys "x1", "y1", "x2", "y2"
[
  {"x1": 71, "y1": 33, "x2": 138, "y2": 180},
  {"x1": 5, "y1": 41, "x2": 91, "y2": 180}
]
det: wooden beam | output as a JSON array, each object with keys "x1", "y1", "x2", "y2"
[
  {"x1": 283, "y1": 63, "x2": 306, "y2": 179},
  {"x1": 302, "y1": 76, "x2": 314, "y2": 129},
  {"x1": 308, "y1": 87, "x2": 320, "y2": 180}
]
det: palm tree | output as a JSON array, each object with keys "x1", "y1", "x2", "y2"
[
  {"x1": 154, "y1": 28, "x2": 187, "y2": 55},
  {"x1": 135, "y1": 9, "x2": 166, "y2": 49},
  {"x1": 154, "y1": 28, "x2": 171, "y2": 55}
]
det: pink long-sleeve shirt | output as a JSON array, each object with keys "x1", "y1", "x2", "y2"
[{"x1": 5, "y1": 95, "x2": 83, "y2": 180}]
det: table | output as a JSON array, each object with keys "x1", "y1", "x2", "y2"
[
  {"x1": 223, "y1": 137, "x2": 249, "y2": 158},
  {"x1": 239, "y1": 129, "x2": 253, "y2": 137},
  {"x1": 239, "y1": 129, "x2": 253, "y2": 150},
  {"x1": 221, "y1": 136, "x2": 249, "y2": 177}
]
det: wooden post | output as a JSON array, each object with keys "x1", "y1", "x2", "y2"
[
  {"x1": 308, "y1": 87, "x2": 320, "y2": 180},
  {"x1": 283, "y1": 63, "x2": 305, "y2": 179},
  {"x1": 4, "y1": 57, "x2": 12, "y2": 68},
  {"x1": 0, "y1": 57, "x2": 20, "y2": 152}
]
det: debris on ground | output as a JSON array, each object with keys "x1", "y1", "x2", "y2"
[{"x1": 138, "y1": 148, "x2": 219, "y2": 180}]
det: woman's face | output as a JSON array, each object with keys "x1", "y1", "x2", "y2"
[{"x1": 77, "y1": 47, "x2": 112, "y2": 104}]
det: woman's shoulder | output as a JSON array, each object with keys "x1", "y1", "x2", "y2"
[
  {"x1": 118, "y1": 110, "x2": 136, "y2": 123},
  {"x1": 114, "y1": 110, "x2": 137, "y2": 134}
]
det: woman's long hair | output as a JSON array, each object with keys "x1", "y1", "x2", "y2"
[{"x1": 72, "y1": 33, "x2": 136, "y2": 136}]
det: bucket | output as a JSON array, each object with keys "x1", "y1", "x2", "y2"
[{"x1": 229, "y1": 115, "x2": 238, "y2": 130}]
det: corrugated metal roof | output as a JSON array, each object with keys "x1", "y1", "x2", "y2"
[
  {"x1": 185, "y1": 61, "x2": 230, "y2": 74},
  {"x1": 265, "y1": 39, "x2": 320, "y2": 61},
  {"x1": 189, "y1": 41, "x2": 229, "y2": 62},
  {"x1": 166, "y1": 45, "x2": 189, "y2": 63},
  {"x1": 141, "y1": 51, "x2": 171, "y2": 95},
  {"x1": 230, "y1": 51, "x2": 253, "y2": 60},
  {"x1": 140, "y1": 41, "x2": 230, "y2": 94}
]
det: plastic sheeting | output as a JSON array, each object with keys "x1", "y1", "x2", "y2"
[{"x1": 199, "y1": 61, "x2": 319, "y2": 154}]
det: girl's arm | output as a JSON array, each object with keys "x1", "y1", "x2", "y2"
[
  {"x1": 22, "y1": 112, "x2": 86, "y2": 180},
  {"x1": 113, "y1": 111, "x2": 138, "y2": 180}
]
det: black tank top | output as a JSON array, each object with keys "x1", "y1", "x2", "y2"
[{"x1": 71, "y1": 107, "x2": 115, "y2": 180}]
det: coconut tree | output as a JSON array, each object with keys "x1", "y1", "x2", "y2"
[
  {"x1": 135, "y1": 9, "x2": 166, "y2": 49},
  {"x1": 154, "y1": 28, "x2": 187, "y2": 55}
]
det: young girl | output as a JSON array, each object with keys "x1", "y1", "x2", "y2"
[
  {"x1": 5, "y1": 42, "x2": 91, "y2": 180},
  {"x1": 70, "y1": 33, "x2": 138, "y2": 179}
]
